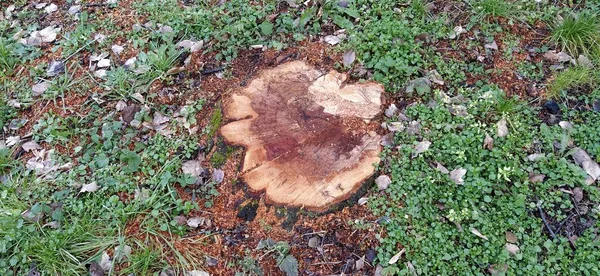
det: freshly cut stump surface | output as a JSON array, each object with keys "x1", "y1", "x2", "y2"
[{"x1": 221, "y1": 61, "x2": 383, "y2": 210}]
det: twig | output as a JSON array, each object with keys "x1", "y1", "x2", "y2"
[
  {"x1": 64, "y1": 38, "x2": 98, "y2": 62},
  {"x1": 555, "y1": 212, "x2": 576, "y2": 233},
  {"x1": 311, "y1": 261, "x2": 343, "y2": 266},
  {"x1": 201, "y1": 67, "x2": 225, "y2": 75},
  {"x1": 536, "y1": 200, "x2": 557, "y2": 239}
]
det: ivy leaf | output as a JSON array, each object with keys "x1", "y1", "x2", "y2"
[
  {"x1": 259, "y1": 21, "x2": 274, "y2": 36},
  {"x1": 120, "y1": 150, "x2": 141, "y2": 173},
  {"x1": 298, "y1": 7, "x2": 315, "y2": 28},
  {"x1": 278, "y1": 254, "x2": 298, "y2": 276},
  {"x1": 95, "y1": 153, "x2": 109, "y2": 168}
]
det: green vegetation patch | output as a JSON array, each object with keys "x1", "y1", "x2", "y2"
[{"x1": 371, "y1": 87, "x2": 600, "y2": 275}]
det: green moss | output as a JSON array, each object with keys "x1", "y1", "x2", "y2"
[
  {"x1": 210, "y1": 151, "x2": 227, "y2": 168},
  {"x1": 208, "y1": 107, "x2": 223, "y2": 138}
]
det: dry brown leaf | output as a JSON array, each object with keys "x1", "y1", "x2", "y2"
[{"x1": 470, "y1": 228, "x2": 488, "y2": 240}]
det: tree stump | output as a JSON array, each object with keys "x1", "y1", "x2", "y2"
[{"x1": 221, "y1": 61, "x2": 384, "y2": 211}]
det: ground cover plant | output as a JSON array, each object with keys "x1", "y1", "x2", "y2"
[{"x1": 1, "y1": 0, "x2": 599, "y2": 275}]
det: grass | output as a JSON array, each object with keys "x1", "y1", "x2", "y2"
[
  {"x1": 550, "y1": 11, "x2": 600, "y2": 58},
  {"x1": 470, "y1": 0, "x2": 518, "y2": 21},
  {"x1": 547, "y1": 66, "x2": 598, "y2": 99}
]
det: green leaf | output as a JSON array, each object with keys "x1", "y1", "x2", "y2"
[
  {"x1": 260, "y1": 21, "x2": 274, "y2": 36},
  {"x1": 298, "y1": 7, "x2": 316, "y2": 28},
  {"x1": 96, "y1": 153, "x2": 109, "y2": 168},
  {"x1": 278, "y1": 254, "x2": 298, "y2": 276},
  {"x1": 120, "y1": 150, "x2": 141, "y2": 173}
]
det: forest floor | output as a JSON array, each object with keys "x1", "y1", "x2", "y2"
[{"x1": 1, "y1": 1, "x2": 600, "y2": 275}]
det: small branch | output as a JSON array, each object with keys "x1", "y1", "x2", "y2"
[
  {"x1": 536, "y1": 200, "x2": 557, "y2": 239},
  {"x1": 201, "y1": 67, "x2": 225, "y2": 75},
  {"x1": 311, "y1": 261, "x2": 343, "y2": 266}
]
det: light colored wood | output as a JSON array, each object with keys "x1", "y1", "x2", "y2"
[{"x1": 221, "y1": 61, "x2": 383, "y2": 210}]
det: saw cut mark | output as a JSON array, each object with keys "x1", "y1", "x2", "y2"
[{"x1": 220, "y1": 61, "x2": 383, "y2": 210}]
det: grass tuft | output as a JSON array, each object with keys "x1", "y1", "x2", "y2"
[
  {"x1": 550, "y1": 11, "x2": 600, "y2": 58},
  {"x1": 470, "y1": 0, "x2": 518, "y2": 21},
  {"x1": 547, "y1": 66, "x2": 598, "y2": 99}
]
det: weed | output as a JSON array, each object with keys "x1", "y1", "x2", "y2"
[
  {"x1": 371, "y1": 87, "x2": 600, "y2": 274},
  {"x1": 550, "y1": 11, "x2": 600, "y2": 58},
  {"x1": 470, "y1": 0, "x2": 519, "y2": 22},
  {"x1": 517, "y1": 61, "x2": 545, "y2": 81},
  {"x1": 256, "y1": 238, "x2": 298, "y2": 276},
  {"x1": 547, "y1": 66, "x2": 598, "y2": 99}
]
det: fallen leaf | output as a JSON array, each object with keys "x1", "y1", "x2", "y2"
[
  {"x1": 6, "y1": 136, "x2": 20, "y2": 147},
  {"x1": 496, "y1": 118, "x2": 508, "y2": 137},
  {"x1": 94, "y1": 33, "x2": 107, "y2": 43},
  {"x1": 43, "y1": 221, "x2": 60, "y2": 229},
  {"x1": 121, "y1": 104, "x2": 140, "y2": 124},
  {"x1": 386, "y1": 122, "x2": 404, "y2": 132},
  {"x1": 94, "y1": 69, "x2": 107, "y2": 79},
  {"x1": 505, "y1": 231, "x2": 517, "y2": 243},
  {"x1": 166, "y1": 66, "x2": 186, "y2": 75},
  {"x1": 385, "y1": 104, "x2": 398, "y2": 118},
  {"x1": 505, "y1": 243, "x2": 519, "y2": 255},
  {"x1": 449, "y1": 25, "x2": 467, "y2": 39},
  {"x1": 470, "y1": 228, "x2": 488, "y2": 240},
  {"x1": 22, "y1": 141, "x2": 42, "y2": 152},
  {"x1": 115, "y1": 100, "x2": 127, "y2": 111},
  {"x1": 380, "y1": 133, "x2": 394, "y2": 147},
  {"x1": 68, "y1": 5, "x2": 81, "y2": 14},
  {"x1": 577, "y1": 55, "x2": 593, "y2": 68},
  {"x1": 44, "y1": 3, "x2": 57, "y2": 13},
  {"x1": 528, "y1": 173, "x2": 545, "y2": 183},
  {"x1": 527, "y1": 153, "x2": 544, "y2": 162},
  {"x1": 413, "y1": 141, "x2": 431, "y2": 156},
  {"x1": 388, "y1": 248, "x2": 405, "y2": 264},
  {"x1": 111, "y1": 45, "x2": 124, "y2": 55},
  {"x1": 342, "y1": 49, "x2": 356, "y2": 67},
  {"x1": 573, "y1": 187, "x2": 584, "y2": 202},
  {"x1": 483, "y1": 134, "x2": 494, "y2": 150},
  {"x1": 435, "y1": 162, "x2": 449, "y2": 174},
  {"x1": 559, "y1": 121, "x2": 573, "y2": 130},
  {"x1": 182, "y1": 160, "x2": 203, "y2": 177},
  {"x1": 79, "y1": 182, "x2": 99, "y2": 194},
  {"x1": 88, "y1": 262, "x2": 104, "y2": 276},
  {"x1": 153, "y1": 112, "x2": 170, "y2": 126},
  {"x1": 358, "y1": 197, "x2": 368, "y2": 205},
  {"x1": 99, "y1": 251, "x2": 112, "y2": 271},
  {"x1": 543, "y1": 51, "x2": 572, "y2": 63},
  {"x1": 324, "y1": 35, "x2": 341, "y2": 45},
  {"x1": 572, "y1": 147, "x2": 600, "y2": 180},
  {"x1": 32, "y1": 81, "x2": 51, "y2": 96},
  {"x1": 427, "y1": 69, "x2": 444, "y2": 85},
  {"x1": 308, "y1": 236, "x2": 320, "y2": 248},
  {"x1": 124, "y1": 57, "x2": 137, "y2": 68},
  {"x1": 47, "y1": 60, "x2": 65, "y2": 76},
  {"x1": 186, "y1": 217, "x2": 205, "y2": 228},
  {"x1": 97, "y1": 59, "x2": 111, "y2": 68},
  {"x1": 356, "y1": 257, "x2": 365, "y2": 270},
  {"x1": 212, "y1": 169, "x2": 224, "y2": 183},
  {"x1": 484, "y1": 40, "x2": 498, "y2": 51},
  {"x1": 450, "y1": 168, "x2": 467, "y2": 185},
  {"x1": 114, "y1": 245, "x2": 132, "y2": 262},
  {"x1": 489, "y1": 264, "x2": 509, "y2": 275},
  {"x1": 21, "y1": 208, "x2": 44, "y2": 223},
  {"x1": 376, "y1": 175, "x2": 391, "y2": 191},
  {"x1": 186, "y1": 271, "x2": 209, "y2": 276}
]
